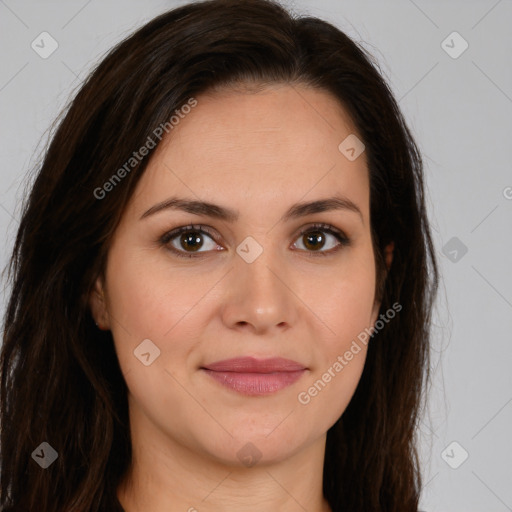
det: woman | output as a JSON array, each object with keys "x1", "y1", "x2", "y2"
[{"x1": 0, "y1": 0, "x2": 439, "y2": 510}]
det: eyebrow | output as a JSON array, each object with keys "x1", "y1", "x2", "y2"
[{"x1": 140, "y1": 195, "x2": 363, "y2": 223}]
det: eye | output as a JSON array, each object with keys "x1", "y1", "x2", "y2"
[
  {"x1": 292, "y1": 223, "x2": 351, "y2": 257},
  {"x1": 160, "y1": 224, "x2": 222, "y2": 258},
  {"x1": 159, "y1": 222, "x2": 351, "y2": 259}
]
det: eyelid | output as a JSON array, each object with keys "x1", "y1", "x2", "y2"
[
  {"x1": 159, "y1": 224, "x2": 218, "y2": 244},
  {"x1": 159, "y1": 222, "x2": 351, "y2": 258},
  {"x1": 295, "y1": 222, "x2": 349, "y2": 243}
]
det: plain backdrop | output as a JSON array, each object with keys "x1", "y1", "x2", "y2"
[{"x1": 1, "y1": 1, "x2": 511, "y2": 511}]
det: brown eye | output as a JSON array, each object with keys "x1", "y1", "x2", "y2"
[
  {"x1": 178, "y1": 232, "x2": 205, "y2": 252},
  {"x1": 160, "y1": 225, "x2": 221, "y2": 258},
  {"x1": 292, "y1": 223, "x2": 350, "y2": 256},
  {"x1": 302, "y1": 231, "x2": 327, "y2": 251}
]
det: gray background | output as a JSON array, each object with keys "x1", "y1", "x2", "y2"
[{"x1": 1, "y1": 1, "x2": 511, "y2": 510}]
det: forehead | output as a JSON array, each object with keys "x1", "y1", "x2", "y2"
[{"x1": 129, "y1": 84, "x2": 370, "y2": 222}]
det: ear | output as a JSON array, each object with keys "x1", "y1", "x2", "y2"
[
  {"x1": 89, "y1": 276, "x2": 111, "y2": 330},
  {"x1": 370, "y1": 298, "x2": 381, "y2": 330},
  {"x1": 370, "y1": 241, "x2": 395, "y2": 327},
  {"x1": 384, "y1": 241, "x2": 394, "y2": 271}
]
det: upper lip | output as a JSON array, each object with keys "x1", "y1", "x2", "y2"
[{"x1": 201, "y1": 356, "x2": 306, "y2": 373}]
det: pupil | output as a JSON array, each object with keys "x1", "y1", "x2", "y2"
[
  {"x1": 304, "y1": 231, "x2": 324, "y2": 251},
  {"x1": 181, "y1": 232, "x2": 203, "y2": 252}
]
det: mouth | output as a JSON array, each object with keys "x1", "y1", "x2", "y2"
[{"x1": 200, "y1": 356, "x2": 307, "y2": 396}]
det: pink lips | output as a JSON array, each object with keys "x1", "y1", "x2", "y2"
[{"x1": 201, "y1": 356, "x2": 307, "y2": 396}]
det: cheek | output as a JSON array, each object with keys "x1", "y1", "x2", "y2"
[
  {"x1": 104, "y1": 247, "x2": 204, "y2": 335},
  {"x1": 295, "y1": 271, "x2": 375, "y2": 426},
  {"x1": 307, "y1": 251, "x2": 377, "y2": 351},
  {"x1": 102, "y1": 248, "x2": 200, "y2": 378},
  {"x1": 296, "y1": 251, "x2": 376, "y2": 418},
  {"x1": 296, "y1": 342, "x2": 368, "y2": 434}
]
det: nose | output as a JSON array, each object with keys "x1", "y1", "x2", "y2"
[{"x1": 220, "y1": 245, "x2": 299, "y2": 335}]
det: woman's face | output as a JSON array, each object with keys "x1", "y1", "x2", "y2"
[{"x1": 91, "y1": 84, "x2": 384, "y2": 466}]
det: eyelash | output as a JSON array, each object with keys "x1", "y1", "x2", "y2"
[{"x1": 159, "y1": 222, "x2": 351, "y2": 259}]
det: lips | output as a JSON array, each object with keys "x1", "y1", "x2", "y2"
[
  {"x1": 200, "y1": 357, "x2": 307, "y2": 396},
  {"x1": 201, "y1": 356, "x2": 306, "y2": 373}
]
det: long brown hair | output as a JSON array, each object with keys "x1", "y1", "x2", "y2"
[{"x1": 0, "y1": 0, "x2": 439, "y2": 510}]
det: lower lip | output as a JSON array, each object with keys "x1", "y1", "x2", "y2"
[{"x1": 201, "y1": 369, "x2": 306, "y2": 396}]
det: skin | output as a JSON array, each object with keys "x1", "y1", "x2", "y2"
[{"x1": 90, "y1": 83, "x2": 393, "y2": 512}]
